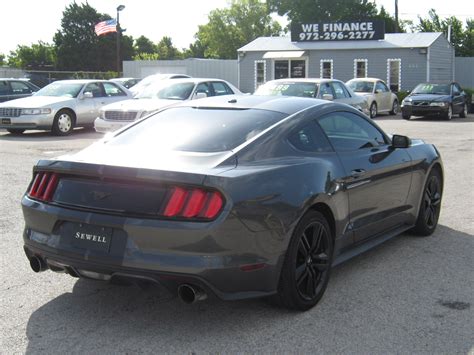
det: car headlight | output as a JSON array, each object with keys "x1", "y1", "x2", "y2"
[
  {"x1": 22, "y1": 108, "x2": 51, "y2": 115},
  {"x1": 430, "y1": 102, "x2": 448, "y2": 107},
  {"x1": 402, "y1": 98, "x2": 412, "y2": 106}
]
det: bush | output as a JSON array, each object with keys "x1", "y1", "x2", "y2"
[
  {"x1": 464, "y1": 88, "x2": 474, "y2": 113},
  {"x1": 396, "y1": 91, "x2": 410, "y2": 102}
]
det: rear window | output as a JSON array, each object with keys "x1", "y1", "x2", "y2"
[{"x1": 109, "y1": 107, "x2": 286, "y2": 152}]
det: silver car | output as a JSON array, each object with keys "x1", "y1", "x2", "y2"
[
  {"x1": 0, "y1": 79, "x2": 132, "y2": 135},
  {"x1": 346, "y1": 78, "x2": 399, "y2": 118},
  {"x1": 254, "y1": 78, "x2": 369, "y2": 115},
  {"x1": 94, "y1": 78, "x2": 242, "y2": 133}
]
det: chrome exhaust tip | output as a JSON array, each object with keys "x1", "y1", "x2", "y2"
[{"x1": 177, "y1": 284, "x2": 207, "y2": 304}]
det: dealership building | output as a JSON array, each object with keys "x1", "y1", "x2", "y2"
[{"x1": 237, "y1": 21, "x2": 455, "y2": 94}]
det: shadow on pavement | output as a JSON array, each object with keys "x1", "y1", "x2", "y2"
[
  {"x1": 24, "y1": 224, "x2": 474, "y2": 353},
  {"x1": 0, "y1": 128, "x2": 102, "y2": 142}
]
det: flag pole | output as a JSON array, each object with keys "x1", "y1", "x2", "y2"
[{"x1": 116, "y1": 5, "x2": 125, "y2": 76}]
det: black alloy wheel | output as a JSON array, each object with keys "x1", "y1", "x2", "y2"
[
  {"x1": 274, "y1": 211, "x2": 333, "y2": 310},
  {"x1": 412, "y1": 169, "x2": 442, "y2": 236}
]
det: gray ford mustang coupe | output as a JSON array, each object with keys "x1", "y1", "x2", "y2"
[{"x1": 22, "y1": 95, "x2": 443, "y2": 310}]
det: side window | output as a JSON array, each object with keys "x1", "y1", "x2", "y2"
[
  {"x1": 452, "y1": 84, "x2": 461, "y2": 95},
  {"x1": 317, "y1": 112, "x2": 387, "y2": 151},
  {"x1": 11, "y1": 81, "x2": 33, "y2": 94},
  {"x1": 212, "y1": 82, "x2": 233, "y2": 96},
  {"x1": 375, "y1": 81, "x2": 388, "y2": 93},
  {"x1": 319, "y1": 83, "x2": 333, "y2": 98},
  {"x1": 331, "y1": 82, "x2": 349, "y2": 99},
  {"x1": 84, "y1": 83, "x2": 103, "y2": 97},
  {"x1": 195, "y1": 83, "x2": 211, "y2": 97},
  {"x1": 103, "y1": 82, "x2": 127, "y2": 97},
  {"x1": 0, "y1": 81, "x2": 10, "y2": 95},
  {"x1": 288, "y1": 121, "x2": 333, "y2": 153}
]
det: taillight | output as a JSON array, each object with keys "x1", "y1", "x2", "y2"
[
  {"x1": 28, "y1": 172, "x2": 59, "y2": 202},
  {"x1": 162, "y1": 186, "x2": 224, "y2": 220}
]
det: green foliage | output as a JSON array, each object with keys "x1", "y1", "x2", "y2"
[
  {"x1": 416, "y1": 9, "x2": 473, "y2": 57},
  {"x1": 156, "y1": 36, "x2": 183, "y2": 59},
  {"x1": 0, "y1": 53, "x2": 6, "y2": 66},
  {"x1": 375, "y1": 6, "x2": 409, "y2": 33},
  {"x1": 133, "y1": 52, "x2": 160, "y2": 61},
  {"x1": 396, "y1": 91, "x2": 410, "y2": 103},
  {"x1": 267, "y1": 0, "x2": 378, "y2": 24},
  {"x1": 135, "y1": 36, "x2": 156, "y2": 54},
  {"x1": 7, "y1": 42, "x2": 56, "y2": 69},
  {"x1": 196, "y1": 0, "x2": 282, "y2": 59},
  {"x1": 183, "y1": 40, "x2": 206, "y2": 58}
]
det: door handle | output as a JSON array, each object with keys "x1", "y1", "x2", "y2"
[{"x1": 351, "y1": 169, "x2": 366, "y2": 178}]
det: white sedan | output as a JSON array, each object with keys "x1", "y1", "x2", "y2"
[
  {"x1": 0, "y1": 80, "x2": 132, "y2": 135},
  {"x1": 94, "y1": 78, "x2": 242, "y2": 133},
  {"x1": 346, "y1": 78, "x2": 399, "y2": 118}
]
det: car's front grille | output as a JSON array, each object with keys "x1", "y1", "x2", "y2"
[
  {"x1": 0, "y1": 108, "x2": 21, "y2": 117},
  {"x1": 413, "y1": 101, "x2": 430, "y2": 106},
  {"x1": 104, "y1": 111, "x2": 138, "y2": 121}
]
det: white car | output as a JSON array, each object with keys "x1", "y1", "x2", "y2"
[
  {"x1": 129, "y1": 73, "x2": 191, "y2": 96},
  {"x1": 94, "y1": 78, "x2": 242, "y2": 133},
  {"x1": 0, "y1": 79, "x2": 132, "y2": 135},
  {"x1": 346, "y1": 78, "x2": 399, "y2": 118},
  {"x1": 255, "y1": 78, "x2": 369, "y2": 116}
]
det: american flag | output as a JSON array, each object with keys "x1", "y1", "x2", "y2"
[{"x1": 94, "y1": 19, "x2": 117, "y2": 36}]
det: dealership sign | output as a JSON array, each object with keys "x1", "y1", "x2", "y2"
[{"x1": 291, "y1": 20, "x2": 385, "y2": 42}]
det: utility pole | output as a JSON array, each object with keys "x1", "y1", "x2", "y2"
[
  {"x1": 116, "y1": 5, "x2": 125, "y2": 76},
  {"x1": 395, "y1": 0, "x2": 399, "y2": 33}
]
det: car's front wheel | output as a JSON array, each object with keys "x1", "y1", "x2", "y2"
[
  {"x1": 274, "y1": 210, "x2": 333, "y2": 311},
  {"x1": 369, "y1": 102, "x2": 378, "y2": 118},
  {"x1": 52, "y1": 109, "x2": 75, "y2": 136},
  {"x1": 411, "y1": 169, "x2": 442, "y2": 236},
  {"x1": 390, "y1": 100, "x2": 399, "y2": 115},
  {"x1": 402, "y1": 113, "x2": 411, "y2": 120},
  {"x1": 459, "y1": 103, "x2": 467, "y2": 118}
]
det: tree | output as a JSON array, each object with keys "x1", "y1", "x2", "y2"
[
  {"x1": 156, "y1": 36, "x2": 182, "y2": 59},
  {"x1": 183, "y1": 40, "x2": 206, "y2": 58},
  {"x1": 417, "y1": 9, "x2": 473, "y2": 56},
  {"x1": 53, "y1": 2, "x2": 134, "y2": 71},
  {"x1": 375, "y1": 6, "x2": 409, "y2": 33},
  {"x1": 267, "y1": 0, "x2": 378, "y2": 24},
  {"x1": 135, "y1": 35, "x2": 156, "y2": 54},
  {"x1": 0, "y1": 53, "x2": 5, "y2": 66},
  {"x1": 7, "y1": 42, "x2": 56, "y2": 69},
  {"x1": 196, "y1": 0, "x2": 282, "y2": 59}
]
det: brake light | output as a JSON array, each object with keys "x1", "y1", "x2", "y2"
[
  {"x1": 28, "y1": 172, "x2": 59, "y2": 202},
  {"x1": 162, "y1": 186, "x2": 224, "y2": 220}
]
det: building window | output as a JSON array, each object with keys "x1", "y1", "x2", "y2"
[
  {"x1": 387, "y1": 59, "x2": 401, "y2": 92},
  {"x1": 354, "y1": 59, "x2": 368, "y2": 78},
  {"x1": 320, "y1": 60, "x2": 333, "y2": 79},
  {"x1": 274, "y1": 59, "x2": 307, "y2": 79},
  {"x1": 254, "y1": 60, "x2": 266, "y2": 90}
]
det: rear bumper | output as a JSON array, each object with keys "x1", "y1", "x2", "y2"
[{"x1": 22, "y1": 196, "x2": 282, "y2": 300}]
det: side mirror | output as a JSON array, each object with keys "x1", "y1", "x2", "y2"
[
  {"x1": 194, "y1": 92, "x2": 207, "y2": 100},
  {"x1": 391, "y1": 134, "x2": 411, "y2": 149},
  {"x1": 82, "y1": 92, "x2": 93, "y2": 99},
  {"x1": 322, "y1": 93, "x2": 334, "y2": 101}
]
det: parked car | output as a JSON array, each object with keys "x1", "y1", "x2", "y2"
[
  {"x1": 130, "y1": 73, "x2": 191, "y2": 96},
  {"x1": 22, "y1": 95, "x2": 443, "y2": 311},
  {"x1": 0, "y1": 79, "x2": 132, "y2": 135},
  {"x1": 401, "y1": 82, "x2": 468, "y2": 120},
  {"x1": 94, "y1": 78, "x2": 242, "y2": 133},
  {"x1": 110, "y1": 77, "x2": 141, "y2": 89},
  {"x1": 255, "y1": 78, "x2": 369, "y2": 115},
  {"x1": 0, "y1": 78, "x2": 40, "y2": 103},
  {"x1": 346, "y1": 78, "x2": 399, "y2": 118}
]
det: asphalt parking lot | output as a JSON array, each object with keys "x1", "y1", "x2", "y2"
[{"x1": 1, "y1": 113, "x2": 473, "y2": 353}]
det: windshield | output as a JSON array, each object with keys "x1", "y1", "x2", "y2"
[
  {"x1": 347, "y1": 81, "x2": 374, "y2": 93},
  {"x1": 35, "y1": 82, "x2": 83, "y2": 98},
  {"x1": 137, "y1": 81, "x2": 195, "y2": 100},
  {"x1": 255, "y1": 82, "x2": 318, "y2": 98},
  {"x1": 412, "y1": 83, "x2": 450, "y2": 95},
  {"x1": 109, "y1": 107, "x2": 286, "y2": 153}
]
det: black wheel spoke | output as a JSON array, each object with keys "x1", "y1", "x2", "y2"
[
  {"x1": 311, "y1": 223, "x2": 323, "y2": 253},
  {"x1": 297, "y1": 268, "x2": 309, "y2": 286},
  {"x1": 305, "y1": 272, "x2": 315, "y2": 297},
  {"x1": 298, "y1": 238, "x2": 309, "y2": 258},
  {"x1": 295, "y1": 263, "x2": 306, "y2": 281}
]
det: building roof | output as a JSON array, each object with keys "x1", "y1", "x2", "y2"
[{"x1": 238, "y1": 32, "x2": 444, "y2": 52}]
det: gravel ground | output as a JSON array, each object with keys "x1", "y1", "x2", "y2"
[{"x1": 1, "y1": 113, "x2": 473, "y2": 354}]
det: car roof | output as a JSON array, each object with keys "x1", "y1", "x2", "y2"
[
  {"x1": 347, "y1": 78, "x2": 385, "y2": 82},
  {"x1": 0, "y1": 78, "x2": 32, "y2": 81},
  {"x1": 265, "y1": 78, "x2": 344, "y2": 84},
  {"x1": 175, "y1": 94, "x2": 331, "y2": 115},
  {"x1": 48, "y1": 79, "x2": 111, "y2": 84}
]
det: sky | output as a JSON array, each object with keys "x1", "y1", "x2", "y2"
[{"x1": 0, "y1": 0, "x2": 473, "y2": 56}]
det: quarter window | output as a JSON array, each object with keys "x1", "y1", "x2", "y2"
[
  {"x1": 375, "y1": 81, "x2": 389, "y2": 93},
  {"x1": 318, "y1": 112, "x2": 387, "y2": 151}
]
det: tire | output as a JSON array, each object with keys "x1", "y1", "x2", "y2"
[
  {"x1": 273, "y1": 210, "x2": 334, "y2": 311},
  {"x1": 444, "y1": 105, "x2": 453, "y2": 120},
  {"x1": 369, "y1": 102, "x2": 377, "y2": 118},
  {"x1": 402, "y1": 113, "x2": 411, "y2": 120},
  {"x1": 52, "y1": 109, "x2": 74, "y2": 136},
  {"x1": 459, "y1": 103, "x2": 467, "y2": 118},
  {"x1": 389, "y1": 100, "x2": 399, "y2": 115},
  {"x1": 411, "y1": 169, "x2": 442, "y2": 236},
  {"x1": 7, "y1": 129, "x2": 25, "y2": 135}
]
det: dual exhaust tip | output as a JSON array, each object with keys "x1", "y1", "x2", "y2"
[{"x1": 29, "y1": 256, "x2": 208, "y2": 304}]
